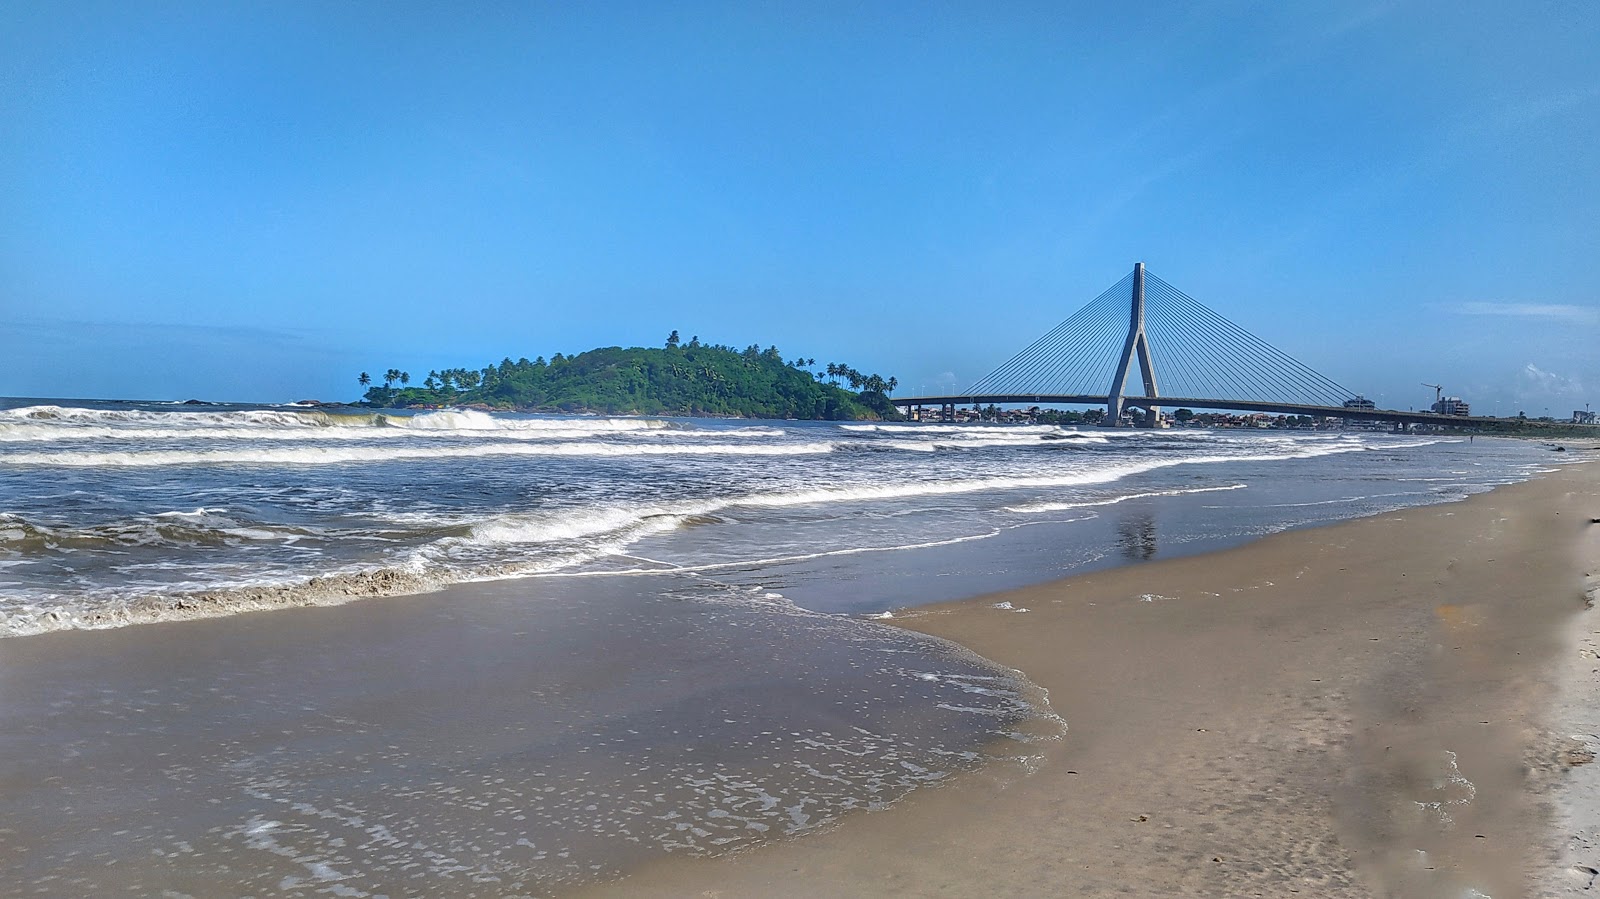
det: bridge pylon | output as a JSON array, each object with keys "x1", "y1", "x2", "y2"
[{"x1": 1106, "y1": 262, "x2": 1160, "y2": 426}]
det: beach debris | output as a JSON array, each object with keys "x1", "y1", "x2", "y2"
[
  {"x1": 1561, "y1": 745, "x2": 1597, "y2": 767},
  {"x1": 1413, "y1": 749, "x2": 1476, "y2": 828}
]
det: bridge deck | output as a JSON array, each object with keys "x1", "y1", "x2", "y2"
[{"x1": 891, "y1": 394, "x2": 1505, "y2": 427}]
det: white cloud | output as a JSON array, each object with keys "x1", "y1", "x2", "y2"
[
  {"x1": 1447, "y1": 302, "x2": 1598, "y2": 323},
  {"x1": 1517, "y1": 363, "x2": 1584, "y2": 399}
]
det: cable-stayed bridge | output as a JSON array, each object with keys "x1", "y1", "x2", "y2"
[{"x1": 895, "y1": 263, "x2": 1498, "y2": 427}]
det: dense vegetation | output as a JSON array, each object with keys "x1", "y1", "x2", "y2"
[{"x1": 355, "y1": 333, "x2": 902, "y2": 420}]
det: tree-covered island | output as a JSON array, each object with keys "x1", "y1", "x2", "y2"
[{"x1": 357, "y1": 332, "x2": 903, "y2": 420}]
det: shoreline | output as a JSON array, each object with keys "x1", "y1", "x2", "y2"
[{"x1": 580, "y1": 458, "x2": 1600, "y2": 897}]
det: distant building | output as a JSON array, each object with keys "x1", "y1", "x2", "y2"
[
  {"x1": 1342, "y1": 396, "x2": 1376, "y2": 410},
  {"x1": 1576, "y1": 410, "x2": 1598, "y2": 424},
  {"x1": 1431, "y1": 396, "x2": 1471, "y2": 416}
]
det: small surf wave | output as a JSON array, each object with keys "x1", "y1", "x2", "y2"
[
  {"x1": 0, "y1": 510, "x2": 318, "y2": 551},
  {"x1": 0, "y1": 405, "x2": 701, "y2": 438},
  {"x1": 0, "y1": 567, "x2": 444, "y2": 638},
  {"x1": 0, "y1": 404, "x2": 360, "y2": 428},
  {"x1": 1005, "y1": 483, "x2": 1248, "y2": 513}
]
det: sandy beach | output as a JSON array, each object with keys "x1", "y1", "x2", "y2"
[
  {"x1": 581, "y1": 455, "x2": 1600, "y2": 898},
  {"x1": 3, "y1": 448, "x2": 1595, "y2": 898}
]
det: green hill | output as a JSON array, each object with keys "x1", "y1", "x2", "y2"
[{"x1": 356, "y1": 337, "x2": 902, "y2": 420}]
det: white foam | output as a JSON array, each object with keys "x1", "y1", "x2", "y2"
[
  {"x1": 393, "y1": 408, "x2": 661, "y2": 433},
  {"x1": 860, "y1": 435, "x2": 1067, "y2": 453},
  {"x1": 315, "y1": 443, "x2": 1363, "y2": 570},
  {"x1": 1, "y1": 440, "x2": 838, "y2": 467},
  {"x1": 839, "y1": 423, "x2": 1064, "y2": 436},
  {"x1": 0, "y1": 405, "x2": 784, "y2": 444},
  {"x1": 0, "y1": 404, "x2": 332, "y2": 428},
  {"x1": 1006, "y1": 483, "x2": 1247, "y2": 513},
  {"x1": 532, "y1": 526, "x2": 1009, "y2": 581}
]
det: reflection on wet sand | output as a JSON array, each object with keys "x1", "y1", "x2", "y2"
[{"x1": 1117, "y1": 509, "x2": 1158, "y2": 562}]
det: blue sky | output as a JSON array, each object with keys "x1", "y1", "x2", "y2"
[{"x1": 2, "y1": 1, "x2": 1596, "y2": 415}]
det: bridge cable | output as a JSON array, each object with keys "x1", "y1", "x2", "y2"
[
  {"x1": 1041, "y1": 291, "x2": 1125, "y2": 395},
  {"x1": 1148, "y1": 273, "x2": 1355, "y2": 403},
  {"x1": 965, "y1": 272, "x2": 1133, "y2": 396},
  {"x1": 1020, "y1": 293, "x2": 1118, "y2": 395},
  {"x1": 1144, "y1": 285, "x2": 1218, "y2": 398},
  {"x1": 1145, "y1": 279, "x2": 1270, "y2": 402},
  {"x1": 965, "y1": 289, "x2": 1109, "y2": 395},
  {"x1": 1144, "y1": 292, "x2": 1216, "y2": 400},
  {"x1": 1149, "y1": 278, "x2": 1351, "y2": 406}
]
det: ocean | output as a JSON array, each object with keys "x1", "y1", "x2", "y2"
[{"x1": 0, "y1": 398, "x2": 1562, "y2": 895}]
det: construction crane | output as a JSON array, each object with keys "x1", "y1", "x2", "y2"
[{"x1": 1422, "y1": 383, "x2": 1442, "y2": 407}]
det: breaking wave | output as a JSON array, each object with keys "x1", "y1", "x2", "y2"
[
  {"x1": 0, "y1": 440, "x2": 838, "y2": 467},
  {"x1": 0, "y1": 435, "x2": 1382, "y2": 636},
  {"x1": 0, "y1": 396, "x2": 1523, "y2": 642}
]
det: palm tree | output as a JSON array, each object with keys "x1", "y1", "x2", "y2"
[
  {"x1": 358, "y1": 372, "x2": 371, "y2": 387},
  {"x1": 399, "y1": 372, "x2": 410, "y2": 386}
]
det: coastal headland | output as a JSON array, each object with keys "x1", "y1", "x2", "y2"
[{"x1": 581, "y1": 456, "x2": 1600, "y2": 897}]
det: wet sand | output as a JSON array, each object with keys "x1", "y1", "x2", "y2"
[
  {"x1": 0, "y1": 576, "x2": 1041, "y2": 896},
  {"x1": 583, "y1": 457, "x2": 1600, "y2": 898},
  {"x1": 1542, "y1": 482, "x2": 1600, "y2": 897}
]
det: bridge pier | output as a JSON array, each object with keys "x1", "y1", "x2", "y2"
[{"x1": 1106, "y1": 262, "x2": 1161, "y2": 427}]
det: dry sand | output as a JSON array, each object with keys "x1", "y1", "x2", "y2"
[{"x1": 583, "y1": 457, "x2": 1600, "y2": 898}]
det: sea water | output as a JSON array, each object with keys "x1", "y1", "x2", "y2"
[
  {"x1": 0, "y1": 399, "x2": 1562, "y2": 894},
  {"x1": 0, "y1": 400, "x2": 1555, "y2": 632}
]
